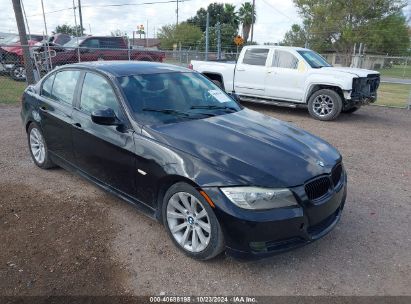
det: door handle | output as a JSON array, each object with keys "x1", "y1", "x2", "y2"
[
  {"x1": 39, "y1": 106, "x2": 48, "y2": 112},
  {"x1": 237, "y1": 68, "x2": 245, "y2": 71},
  {"x1": 72, "y1": 122, "x2": 82, "y2": 129}
]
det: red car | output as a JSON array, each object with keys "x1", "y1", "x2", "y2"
[{"x1": 49, "y1": 36, "x2": 165, "y2": 67}]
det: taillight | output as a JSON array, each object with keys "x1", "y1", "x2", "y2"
[{"x1": 188, "y1": 63, "x2": 193, "y2": 70}]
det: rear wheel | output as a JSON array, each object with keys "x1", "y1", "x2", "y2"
[
  {"x1": 308, "y1": 89, "x2": 342, "y2": 121},
  {"x1": 211, "y1": 79, "x2": 224, "y2": 89},
  {"x1": 27, "y1": 123, "x2": 55, "y2": 169},
  {"x1": 162, "y1": 182, "x2": 224, "y2": 260}
]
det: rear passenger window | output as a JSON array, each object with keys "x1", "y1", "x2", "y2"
[
  {"x1": 50, "y1": 70, "x2": 80, "y2": 105},
  {"x1": 80, "y1": 73, "x2": 119, "y2": 116},
  {"x1": 41, "y1": 73, "x2": 55, "y2": 98},
  {"x1": 272, "y1": 50, "x2": 299, "y2": 69},
  {"x1": 243, "y1": 49, "x2": 269, "y2": 66}
]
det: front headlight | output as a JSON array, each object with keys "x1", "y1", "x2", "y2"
[{"x1": 220, "y1": 187, "x2": 299, "y2": 210}]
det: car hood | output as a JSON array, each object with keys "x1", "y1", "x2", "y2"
[
  {"x1": 320, "y1": 66, "x2": 379, "y2": 77},
  {"x1": 145, "y1": 109, "x2": 342, "y2": 188}
]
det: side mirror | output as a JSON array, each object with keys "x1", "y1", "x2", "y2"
[{"x1": 91, "y1": 108, "x2": 120, "y2": 126}]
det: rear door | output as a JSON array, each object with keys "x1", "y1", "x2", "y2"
[
  {"x1": 37, "y1": 69, "x2": 81, "y2": 163},
  {"x1": 234, "y1": 48, "x2": 269, "y2": 97},
  {"x1": 71, "y1": 71, "x2": 136, "y2": 196}
]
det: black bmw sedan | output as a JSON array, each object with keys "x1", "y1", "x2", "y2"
[{"x1": 21, "y1": 61, "x2": 346, "y2": 260}]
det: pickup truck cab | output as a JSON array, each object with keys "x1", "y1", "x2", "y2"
[{"x1": 190, "y1": 46, "x2": 380, "y2": 120}]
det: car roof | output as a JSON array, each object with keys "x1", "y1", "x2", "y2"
[
  {"x1": 60, "y1": 61, "x2": 192, "y2": 77},
  {"x1": 243, "y1": 45, "x2": 309, "y2": 51}
]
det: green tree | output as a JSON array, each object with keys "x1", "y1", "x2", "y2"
[
  {"x1": 158, "y1": 22, "x2": 203, "y2": 49},
  {"x1": 199, "y1": 23, "x2": 238, "y2": 52},
  {"x1": 238, "y1": 2, "x2": 256, "y2": 42},
  {"x1": 187, "y1": 3, "x2": 239, "y2": 31},
  {"x1": 283, "y1": 0, "x2": 410, "y2": 63},
  {"x1": 54, "y1": 24, "x2": 84, "y2": 37},
  {"x1": 111, "y1": 29, "x2": 128, "y2": 37}
]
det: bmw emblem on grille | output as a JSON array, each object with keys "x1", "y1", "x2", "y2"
[{"x1": 317, "y1": 160, "x2": 325, "y2": 167}]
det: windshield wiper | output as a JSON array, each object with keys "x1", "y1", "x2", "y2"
[
  {"x1": 190, "y1": 105, "x2": 237, "y2": 112},
  {"x1": 142, "y1": 108, "x2": 190, "y2": 117}
]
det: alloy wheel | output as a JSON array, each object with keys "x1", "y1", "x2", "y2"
[
  {"x1": 29, "y1": 128, "x2": 46, "y2": 164},
  {"x1": 13, "y1": 66, "x2": 26, "y2": 80},
  {"x1": 313, "y1": 94, "x2": 334, "y2": 117},
  {"x1": 166, "y1": 192, "x2": 211, "y2": 253}
]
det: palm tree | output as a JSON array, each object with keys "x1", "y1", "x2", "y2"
[
  {"x1": 238, "y1": 2, "x2": 256, "y2": 42},
  {"x1": 224, "y1": 3, "x2": 239, "y2": 29}
]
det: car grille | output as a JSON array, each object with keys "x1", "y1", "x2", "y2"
[
  {"x1": 331, "y1": 163, "x2": 343, "y2": 186},
  {"x1": 304, "y1": 177, "x2": 331, "y2": 200}
]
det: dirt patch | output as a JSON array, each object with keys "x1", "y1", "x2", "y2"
[{"x1": 0, "y1": 182, "x2": 128, "y2": 295}]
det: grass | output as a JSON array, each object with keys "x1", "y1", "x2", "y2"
[
  {"x1": 0, "y1": 75, "x2": 409, "y2": 108},
  {"x1": 377, "y1": 64, "x2": 411, "y2": 79},
  {"x1": 0, "y1": 75, "x2": 26, "y2": 104},
  {"x1": 376, "y1": 82, "x2": 411, "y2": 108}
]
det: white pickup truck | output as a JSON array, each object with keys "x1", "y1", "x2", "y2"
[{"x1": 190, "y1": 46, "x2": 380, "y2": 120}]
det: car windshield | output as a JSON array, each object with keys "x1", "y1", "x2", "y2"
[
  {"x1": 118, "y1": 72, "x2": 242, "y2": 125},
  {"x1": 297, "y1": 50, "x2": 332, "y2": 68}
]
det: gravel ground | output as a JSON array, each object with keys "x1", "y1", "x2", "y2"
[{"x1": 0, "y1": 104, "x2": 410, "y2": 296}]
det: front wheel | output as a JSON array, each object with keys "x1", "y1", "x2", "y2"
[
  {"x1": 308, "y1": 89, "x2": 343, "y2": 121},
  {"x1": 10, "y1": 65, "x2": 26, "y2": 81},
  {"x1": 162, "y1": 182, "x2": 225, "y2": 260}
]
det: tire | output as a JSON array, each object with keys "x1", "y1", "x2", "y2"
[
  {"x1": 307, "y1": 89, "x2": 343, "y2": 121},
  {"x1": 27, "y1": 123, "x2": 55, "y2": 169},
  {"x1": 10, "y1": 65, "x2": 26, "y2": 81},
  {"x1": 162, "y1": 182, "x2": 225, "y2": 260},
  {"x1": 211, "y1": 79, "x2": 224, "y2": 89},
  {"x1": 342, "y1": 106, "x2": 360, "y2": 114}
]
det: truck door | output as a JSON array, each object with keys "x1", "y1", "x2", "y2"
[
  {"x1": 265, "y1": 50, "x2": 306, "y2": 102},
  {"x1": 234, "y1": 48, "x2": 269, "y2": 97}
]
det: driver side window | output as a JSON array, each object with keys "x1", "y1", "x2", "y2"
[{"x1": 80, "y1": 73, "x2": 120, "y2": 116}]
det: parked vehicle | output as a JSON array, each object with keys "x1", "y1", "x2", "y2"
[
  {"x1": 21, "y1": 61, "x2": 346, "y2": 260},
  {"x1": 0, "y1": 34, "x2": 44, "y2": 81},
  {"x1": 190, "y1": 46, "x2": 380, "y2": 120},
  {"x1": 48, "y1": 36, "x2": 165, "y2": 67}
]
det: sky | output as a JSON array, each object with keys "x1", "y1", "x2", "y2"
[
  {"x1": 0, "y1": 0, "x2": 410, "y2": 44},
  {"x1": 0, "y1": 0, "x2": 300, "y2": 44}
]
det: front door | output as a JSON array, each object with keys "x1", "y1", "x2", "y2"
[
  {"x1": 265, "y1": 50, "x2": 306, "y2": 102},
  {"x1": 71, "y1": 71, "x2": 136, "y2": 196}
]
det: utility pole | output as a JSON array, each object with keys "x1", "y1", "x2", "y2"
[
  {"x1": 205, "y1": 11, "x2": 209, "y2": 61},
  {"x1": 176, "y1": 0, "x2": 179, "y2": 25},
  {"x1": 250, "y1": 0, "x2": 255, "y2": 43},
  {"x1": 216, "y1": 22, "x2": 221, "y2": 60},
  {"x1": 12, "y1": 0, "x2": 35, "y2": 84},
  {"x1": 78, "y1": 0, "x2": 84, "y2": 35}
]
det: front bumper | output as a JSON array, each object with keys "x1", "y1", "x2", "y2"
[{"x1": 203, "y1": 170, "x2": 347, "y2": 260}]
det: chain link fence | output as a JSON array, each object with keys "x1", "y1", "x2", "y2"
[{"x1": 1, "y1": 42, "x2": 410, "y2": 109}]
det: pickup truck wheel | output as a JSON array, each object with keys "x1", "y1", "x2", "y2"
[
  {"x1": 342, "y1": 106, "x2": 360, "y2": 113},
  {"x1": 308, "y1": 89, "x2": 342, "y2": 121},
  {"x1": 211, "y1": 79, "x2": 224, "y2": 89}
]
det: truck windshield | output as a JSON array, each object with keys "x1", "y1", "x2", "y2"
[
  {"x1": 297, "y1": 50, "x2": 331, "y2": 68},
  {"x1": 118, "y1": 72, "x2": 241, "y2": 125}
]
